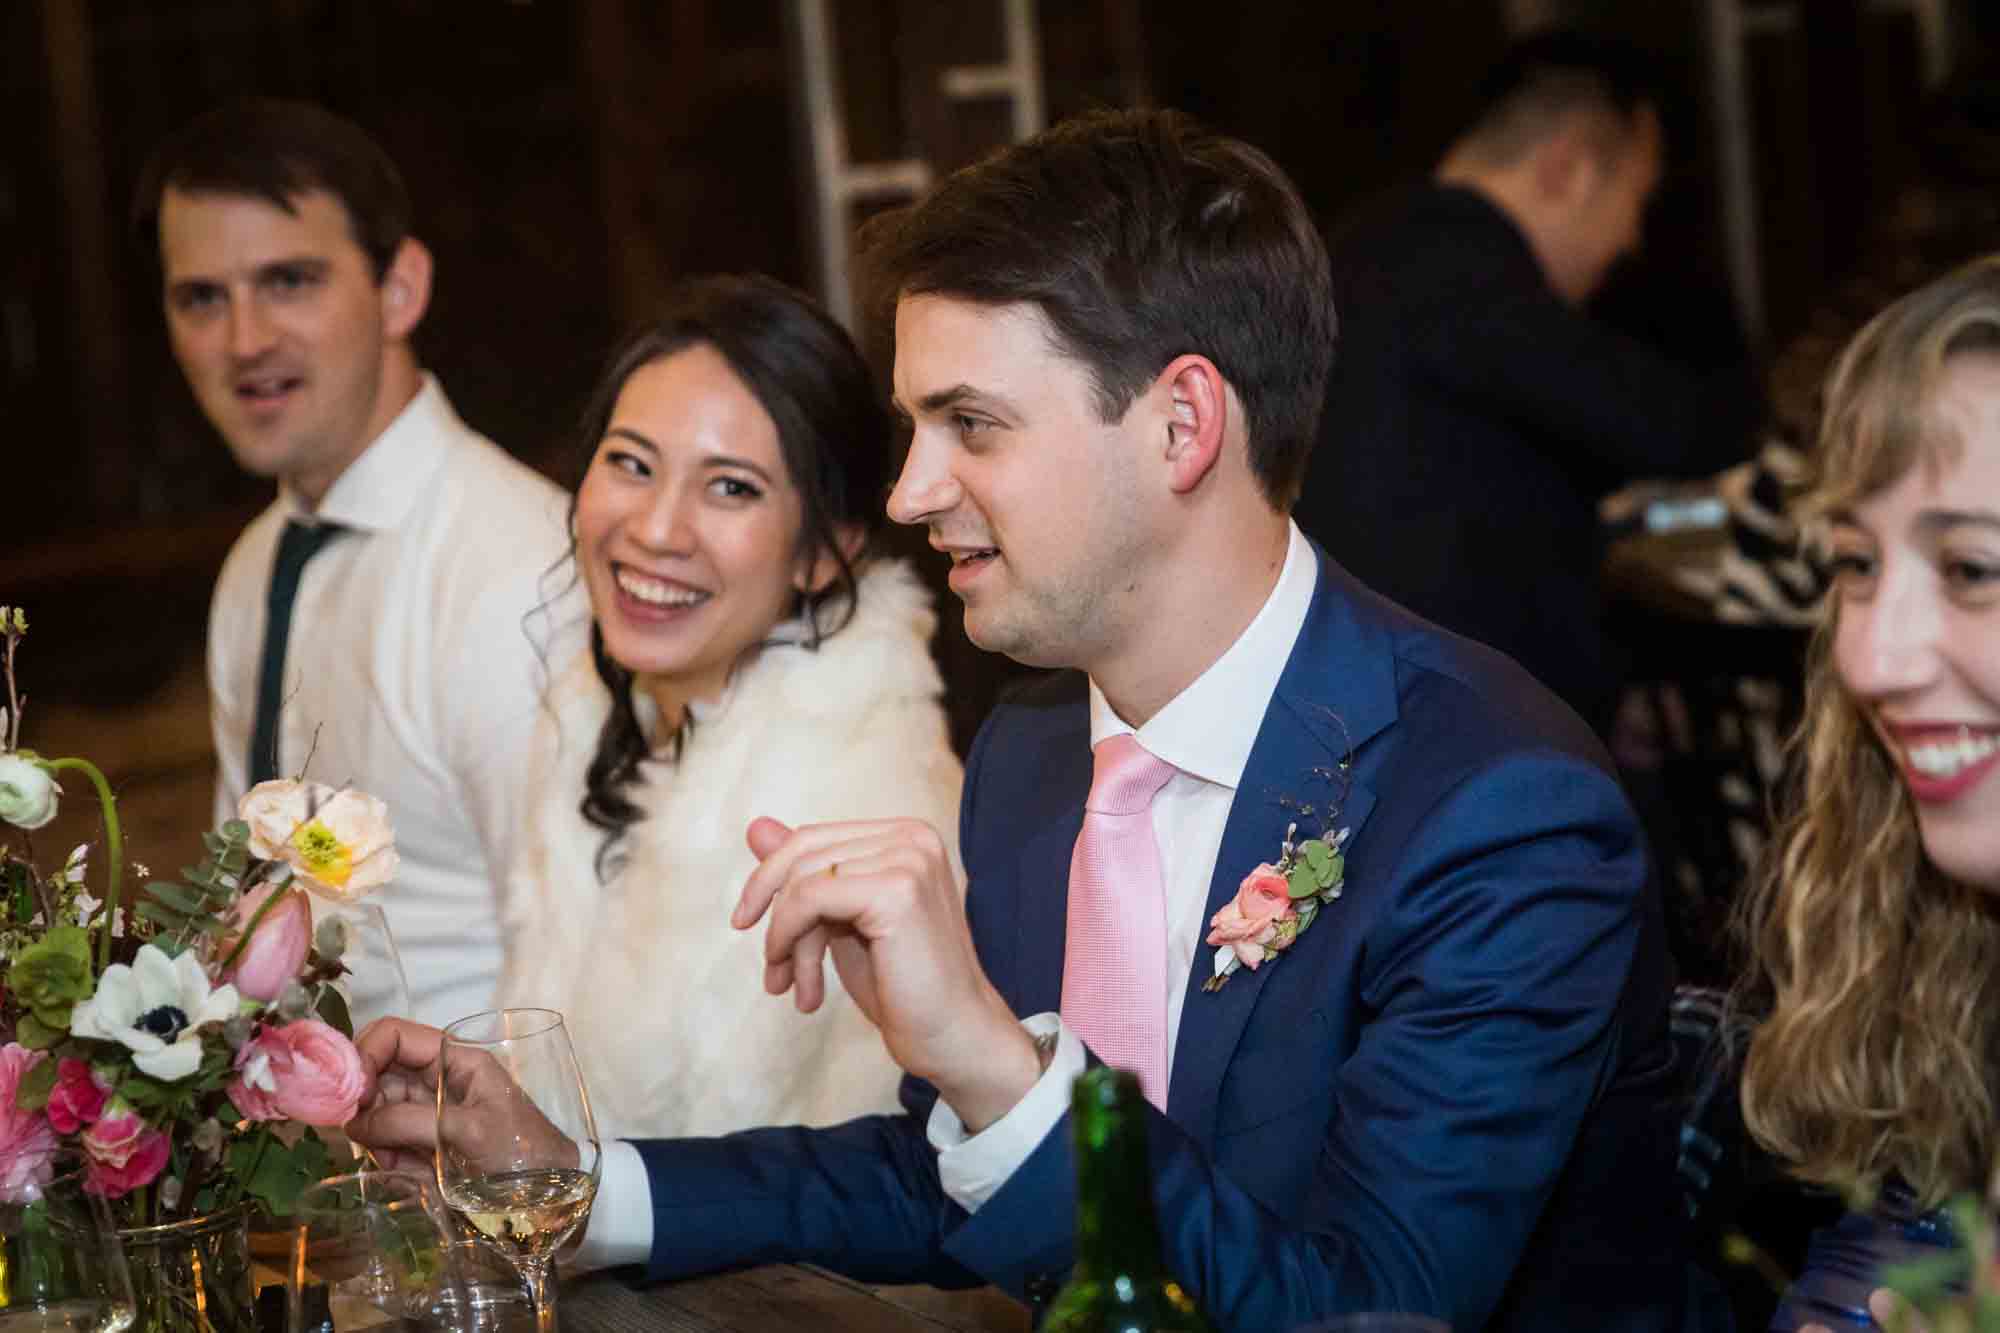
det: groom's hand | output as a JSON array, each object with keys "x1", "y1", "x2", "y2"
[
  {"x1": 347, "y1": 1017, "x2": 447, "y2": 1171},
  {"x1": 736, "y1": 816, "x2": 1041, "y2": 1134},
  {"x1": 348, "y1": 1017, "x2": 575, "y2": 1176}
]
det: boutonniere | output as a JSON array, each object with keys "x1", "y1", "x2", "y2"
[{"x1": 1203, "y1": 822, "x2": 1349, "y2": 992}]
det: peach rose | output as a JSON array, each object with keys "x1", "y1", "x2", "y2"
[
  {"x1": 1205, "y1": 863, "x2": 1297, "y2": 970},
  {"x1": 228, "y1": 1020, "x2": 367, "y2": 1127}
]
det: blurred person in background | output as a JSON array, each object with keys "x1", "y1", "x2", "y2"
[
  {"x1": 133, "y1": 100, "x2": 577, "y2": 1026},
  {"x1": 1297, "y1": 29, "x2": 1755, "y2": 737},
  {"x1": 1737, "y1": 257, "x2": 2000, "y2": 1333},
  {"x1": 496, "y1": 274, "x2": 961, "y2": 1139}
]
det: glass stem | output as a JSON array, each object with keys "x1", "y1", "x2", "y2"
[{"x1": 521, "y1": 1257, "x2": 557, "y2": 1333}]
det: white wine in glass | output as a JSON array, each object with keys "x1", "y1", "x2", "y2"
[
  {"x1": 434, "y1": 1008, "x2": 600, "y2": 1333},
  {"x1": 444, "y1": 1166, "x2": 597, "y2": 1266}
]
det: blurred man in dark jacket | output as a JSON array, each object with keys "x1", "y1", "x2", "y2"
[{"x1": 1299, "y1": 31, "x2": 1753, "y2": 734}]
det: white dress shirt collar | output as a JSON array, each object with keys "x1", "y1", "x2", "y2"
[
  {"x1": 278, "y1": 373, "x2": 457, "y2": 532},
  {"x1": 1087, "y1": 520, "x2": 1318, "y2": 791}
]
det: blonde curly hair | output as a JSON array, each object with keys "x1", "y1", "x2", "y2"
[{"x1": 1738, "y1": 255, "x2": 2000, "y2": 1207}]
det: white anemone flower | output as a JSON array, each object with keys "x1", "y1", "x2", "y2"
[{"x1": 70, "y1": 944, "x2": 240, "y2": 1081}]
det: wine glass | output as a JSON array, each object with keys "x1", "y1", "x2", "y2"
[
  {"x1": 0, "y1": 1170, "x2": 136, "y2": 1332},
  {"x1": 309, "y1": 896, "x2": 411, "y2": 1032},
  {"x1": 433, "y1": 1009, "x2": 600, "y2": 1333},
  {"x1": 287, "y1": 1168, "x2": 467, "y2": 1332}
]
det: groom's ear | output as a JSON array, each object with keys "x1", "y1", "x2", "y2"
[{"x1": 1158, "y1": 355, "x2": 1227, "y2": 495}]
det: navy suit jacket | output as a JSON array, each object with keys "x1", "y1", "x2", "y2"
[{"x1": 634, "y1": 545, "x2": 1685, "y2": 1332}]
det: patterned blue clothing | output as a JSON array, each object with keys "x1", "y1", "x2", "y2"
[{"x1": 1768, "y1": 1182, "x2": 1956, "y2": 1331}]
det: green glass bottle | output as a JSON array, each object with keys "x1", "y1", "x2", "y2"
[{"x1": 1042, "y1": 1067, "x2": 1217, "y2": 1332}]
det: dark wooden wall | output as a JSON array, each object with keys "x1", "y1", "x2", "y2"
[{"x1": 3, "y1": 0, "x2": 1963, "y2": 738}]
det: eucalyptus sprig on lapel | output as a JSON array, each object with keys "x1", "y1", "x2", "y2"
[{"x1": 1203, "y1": 821, "x2": 1350, "y2": 991}]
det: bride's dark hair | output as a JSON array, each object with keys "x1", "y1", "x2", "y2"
[{"x1": 566, "y1": 275, "x2": 892, "y2": 871}]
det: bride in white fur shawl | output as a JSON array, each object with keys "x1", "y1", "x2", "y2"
[{"x1": 498, "y1": 277, "x2": 962, "y2": 1140}]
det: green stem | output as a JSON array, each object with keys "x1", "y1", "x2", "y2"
[
  {"x1": 227, "y1": 1129, "x2": 271, "y2": 1209},
  {"x1": 40, "y1": 757, "x2": 121, "y2": 969}
]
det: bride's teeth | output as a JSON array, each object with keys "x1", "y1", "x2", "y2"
[
  {"x1": 1907, "y1": 732, "x2": 2000, "y2": 777},
  {"x1": 616, "y1": 570, "x2": 706, "y2": 607}
]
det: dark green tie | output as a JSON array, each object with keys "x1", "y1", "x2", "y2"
[{"x1": 248, "y1": 519, "x2": 345, "y2": 785}]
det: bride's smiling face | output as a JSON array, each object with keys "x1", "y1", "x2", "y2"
[
  {"x1": 574, "y1": 344, "x2": 818, "y2": 724},
  {"x1": 1829, "y1": 350, "x2": 2000, "y2": 889}
]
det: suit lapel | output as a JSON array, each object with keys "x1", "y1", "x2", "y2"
[
  {"x1": 1166, "y1": 545, "x2": 1398, "y2": 1143},
  {"x1": 1005, "y1": 704, "x2": 1092, "y2": 1019}
]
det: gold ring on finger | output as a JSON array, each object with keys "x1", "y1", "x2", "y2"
[{"x1": 829, "y1": 860, "x2": 840, "y2": 878}]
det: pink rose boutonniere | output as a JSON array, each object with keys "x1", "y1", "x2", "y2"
[{"x1": 1204, "y1": 823, "x2": 1350, "y2": 991}]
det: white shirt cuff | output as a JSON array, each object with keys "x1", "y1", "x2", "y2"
[
  {"x1": 568, "y1": 1139, "x2": 653, "y2": 1271},
  {"x1": 927, "y1": 1013, "x2": 1084, "y2": 1213}
]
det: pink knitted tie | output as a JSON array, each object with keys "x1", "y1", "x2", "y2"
[{"x1": 1061, "y1": 733, "x2": 1178, "y2": 1110}]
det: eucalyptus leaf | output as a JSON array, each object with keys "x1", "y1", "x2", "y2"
[
  {"x1": 146, "y1": 881, "x2": 207, "y2": 914},
  {"x1": 220, "y1": 819, "x2": 250, "y2": 842},
  {"x1": 134, "y1": 900, "x2": 190, "y2": 930},
  {"x1": 1286, "y1": 864, "x2": 1319, "y2": 900}
]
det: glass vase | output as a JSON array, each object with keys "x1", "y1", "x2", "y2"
[{"x1": 114, "y1": 1206, "x2": 257, "y2": 1333}]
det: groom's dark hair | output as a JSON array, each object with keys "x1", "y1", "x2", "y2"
[{"x1": 858, "y1": 107, "x2": 1336, "y2": 512}]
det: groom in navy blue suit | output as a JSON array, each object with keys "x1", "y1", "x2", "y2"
[{"x1": 354, "y1": 108, "x2": 1686, "y2": 1331}]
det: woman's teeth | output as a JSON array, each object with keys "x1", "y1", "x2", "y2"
[
  {"x1": 1906, "y1": 730, "x2": 2000, "y2": 778},
  {"x1": 616, "y1": 568, "x2": 708, "y2": 607}
]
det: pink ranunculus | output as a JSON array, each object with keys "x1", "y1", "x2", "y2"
[
  {"x1": 221, "y1": 885, "x2": 313, "y2": 1003},
  {"x1": 227, "y1": 1020, "x2": 366, "y2": 1127},
  {"x1": 0, "y1": 1043, "x2": 57, "y2": 1203},
  {"x1": 81, "y1": 1102, "x2": 147, "y2": 1167},
  {"x1": 1205, "y1": 863, "x2": 1297, "y2": 970},
  {"x1": 45, "y1": 1058, "x2": 113, "y2": 1134},
  {"x1": 81, "y1": 1101, "x2": 169, "y2": 1199}
]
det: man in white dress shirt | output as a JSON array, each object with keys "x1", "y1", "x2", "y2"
[
  {"x1": 135, "y1": 101, "x2": 575, "y2": 1026},
  {"x1": 350, "y1": 109, "x2": 1682, "y2": 1331}
]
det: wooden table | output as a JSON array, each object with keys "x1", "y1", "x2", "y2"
[{"x1": 563, "y1": 1266, "x2": 1031, "y2": 1332}]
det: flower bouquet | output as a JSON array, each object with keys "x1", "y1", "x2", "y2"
[{"x1": 0, "y1": 607, "x2": 399, "y2": 1326}]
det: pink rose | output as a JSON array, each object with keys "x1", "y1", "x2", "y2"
[
  {"x1": 45, "y1": 1058, "x2": 113, "y2": 1134},
  {"x1": 228, "y1": 1020, "x2": 366, "y2": 1127},
  {"x1": 81, "y1": 1101, "x2": 169, "y2": 1199},
  {"x1": 221, "y1": 885, "x2": 312, "y2": 1002},
  {"x1": 1205, "y1": 863, "x2": 1297, "y2": 970},
  {"x1": 0, "y1": 1043, "x2": 57, "y2": 1203}
]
